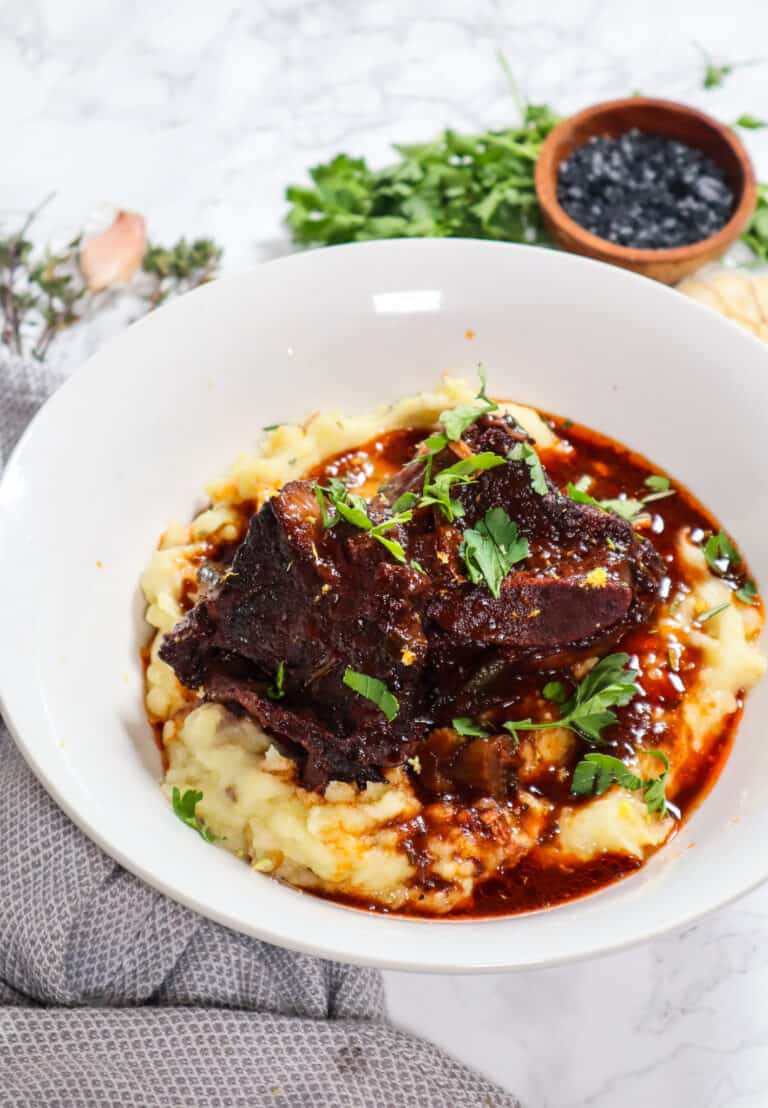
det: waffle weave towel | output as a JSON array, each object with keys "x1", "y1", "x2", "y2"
[{"x1": 0, "y1": 355, "x2": 519, "y2": 1108}]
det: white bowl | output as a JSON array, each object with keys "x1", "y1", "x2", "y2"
[{"x1": 2, "y1": 239, "x2": 768, "y2": 973}]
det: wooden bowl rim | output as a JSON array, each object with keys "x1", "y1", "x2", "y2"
[{"x1": 534, "y1": 96, "x2": 758, "y2": 263}]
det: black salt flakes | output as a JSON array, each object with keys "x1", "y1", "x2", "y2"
[{"x1": 556, "y1": 128, "x2": 734, "y2": 249}]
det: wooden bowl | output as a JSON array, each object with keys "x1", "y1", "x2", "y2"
[{"x1": 534, "y1": 97, "x2": 758, "y2": 284}]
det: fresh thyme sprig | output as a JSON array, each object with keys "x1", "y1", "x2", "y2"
[{"x1": 0, "y1": 201, "x2": 223, "y2": 361}]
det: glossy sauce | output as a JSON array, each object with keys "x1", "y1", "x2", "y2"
[{"x1": 307, "y1": 414, "x2": 756, "y2": 916}]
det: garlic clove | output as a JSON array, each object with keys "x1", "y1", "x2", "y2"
[{"x1": 80, "y1": 210, "x2": 146, "y2": 291}]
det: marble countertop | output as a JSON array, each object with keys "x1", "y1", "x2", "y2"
[{"x1": 3, "y1": 0, "x2": 768, "y2": 1103}]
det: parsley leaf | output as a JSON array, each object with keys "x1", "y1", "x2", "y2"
[
  {"x1": 642, "y1": 476, "x2": 676, "y2": 503},
  {"x1": 343, "y1": 669, "x2": 399, "y2": 722},
  {"x1": 439, "y1": 365, "x2": 499, "y2": 442},
  {"x1": 418, "y1": 452, "x2": 505, "y2": 522},
  {"x1": 600, "y1": 497, "x2": 646, "y2": 521},
  {"x1": 267, "y1": 660, "x2": 286, "y2": 700},
  {"x1": 571, "y1": 750, "x2": 671, "y2": 817},
  {"x1": 703, "y1": 530, "x2": 741, "y2": 576},
  {"x1": 504, "y1": 653, "x2": 641, "y2": 743},
  {"x1": 696, "y1": 601, "x2": 730, "y2": 624},
  {"x1": 172, "y1": 787, "x2": 216, "y2": 842},
  {"x1": 704, "y1": 61, "x2": 732, "y2": 89},
  {"x1": 508, "y1": 441, "x2": 548, "y2": 495},
  {"x1": 565, "y1": 482, "x2": 644, "y2": 522},
  {"x1": 452, "y1": 717, "x2": 491, "y2": 737},
  {"x1": 460, "y1": 507, "x2": 529, "y2": 598},
  {"x1": 542, "y1": 680, "x2": 567, "y2": 704},
  {"x1": 571, "y1": 753, "x2": 642, "y2": 796},
  {"x1": 735, "y1": 114, "x2": 767, "y2": 129},
  {"x1": 736, "y1": 578, "x2": 759, "y2": 605},
  {"x1": 644, "y1": 475, "x2": 670, "y2": 491},
  {"x1": 314, "y1": 480, "x2": 412, "y2": 564},
  {"x1": 642, "y1": 751, "x2": 671, "y2": 815}
]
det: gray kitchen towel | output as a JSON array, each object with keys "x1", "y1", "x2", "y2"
[{"x1": 0, "y1": 356, "x2": 519, "y2": 1108}]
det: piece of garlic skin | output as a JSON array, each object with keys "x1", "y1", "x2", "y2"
[
  {"x1": 79, "y1": 210, "x2": 146, "y2": 291},
  {"x1": 678, "y1": 267, "x2": 768, "y2": 343}
]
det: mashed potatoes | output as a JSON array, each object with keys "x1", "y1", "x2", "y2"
[{"x1": 142, "y1": 376, "x2": 765, "y2": 914}]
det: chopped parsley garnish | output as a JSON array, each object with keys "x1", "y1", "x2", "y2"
[
  {"x1": 571, "y1": 750, "x2": 671, "y2": 817},
  {"x1": 342, "y1": 669, "x2": 399, "y2": 722},
  {"x1": 412, "y1": 365, "x2": 501, "y2": 476},
  {"x1": 507, "y1": 441, "x2": 548, "y2": 495},
  {"x1": 736, "y1": 578, "x2": 759, "y2": 605},
  {"x1": 391, "y1": 491, "x2": 418, "y2": 514},
  {"x1": 644, "y1": 475, "x2": 670, "y2": 491},
  {"x1": 314, "y1": 478, "x2": 412, "y2": 564},
  {"x1": 418, "y1": 452, "x2": 505, "y2": 522},
  {"x1": 460, "y1": 507, "x2": 529, "y2": 598},
  {"x1": 172, "y1": 787, "x2": 216, "y2": 842},
  {"x1": 702, "y1": 56, "x2": 733, "y2": 90},
  {"x1": 503, "y1": 653, "x2": 641, "y2": 744},
  {"x1": 452, "y1": 717, "x2": 491, "y2": 738},
  {"x1": 703, "y1": 530, "x2": 741, "y2": 576},
  {"x1": 641, "y1": 474, "x2": 676, "y2": 504},
  {"x1": 565, "y1": 482, "x2": 644, "y2": 522},
  {"x1": 262, "y1": 423, "x2": 281, "y2": 432},
  {"x1": 267, "y1": 660, "x2": 286, "y2": 700},
  {"x1": 440, "y1": 364, "x2": 499, "y2": 441},
  {"x1": 542, "y1": 680, "x2": 567, "y2": 704},
  {"x1": 735, "y1": 114, "x2": 767, "y2": 129},
  {"x1": 696, "y1": 601, "x2": 730, "y2": 624}
]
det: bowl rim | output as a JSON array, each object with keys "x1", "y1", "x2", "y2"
[
  {"x1": 2, "y1": 237, "x2": 768, "y2": 973},
  {"x1": 534, "y1": 95, "x2": 758, "y2": 263}
]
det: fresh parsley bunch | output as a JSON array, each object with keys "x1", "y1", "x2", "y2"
[{"x1": 286, "y1": 106, "x2": 560, "y2": 247}]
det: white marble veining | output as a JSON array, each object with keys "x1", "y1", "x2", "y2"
[{"x1": 2, "y1": 0, "x2": 768, "y2": 1103}]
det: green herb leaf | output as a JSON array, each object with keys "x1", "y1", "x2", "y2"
[
  {"x1": 542, "y1": 680, "x2": 567, "y2": 704},
  {"x1": 571, "y1": 753, "x2": 642, "y2": 797},
  {"x1": 262, "y1": 423, "x2": 282, "y2": 432},
  {"x1": 703, "y1": 530, "x2": 741, "y2": 575},
  {"x1": 267, "y1": 660, "x2": 286, "y2": 700},
  {"x1": 599, "y1": 497, "x2": 645, "y2": 521},
  {"x1": 460, "y1": 507, "x2": 529, "y2": 598},
  {"x1": 736, "y1": 578, "x2": 759, "y2": 605},
  {"x1": 439, "y1": 365, "x2": 499, "y2": 441},
  {"x1": 315, "y1": 480, "x2": 411, "y2": 563},
  {"x1": 391, "y1": 491, "x2": 419, "y2": 514},
  {"x1": 452, "y1": 717, "x2": 491, "y2": 737},
  {"x1": 343, "y1": 669, "x2": 400, "y2": 722},
  {"x1": 172, "y1": 787, "x2": 216, "y2": 842},
  {"x1": 642, "y1": 489, "x2": 676, "y2": 505},
  {"x1": 735, "y1": 114, "x2": 766, "y2": 128},
  {"x1": 314, "y1": 485, "x2": 337, "y2": 528},
  {"x1": 418, "y1": 451, "x2": 505, "y2": 522},
  {"x1": 742, "y1": 184, "x2": 768, "y2": 260},
  {"x1": 703, "y1": 61, "x2": 732, "y2": 89},
  {"x1": 644, "y1": 475, "x2": 670, "y2": 491},
  {"x1": 565, "y1": 482, "x2": 644, "y2": 521},
  {"x1": 508, "y1": 441, "x2": 548, "y2": 495},
  {"x1": 696, "y1": 601, "x2": 730, "y2": 624},
  {"x1": 642, "y1": 751, "x2": 671, "y2": 815},
  {"x1": 504, "y1": 653, "x2": 641, "y2": 743},
  {"x1": 571, "y1": 750, "x2": 671, "y2": 817}
]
